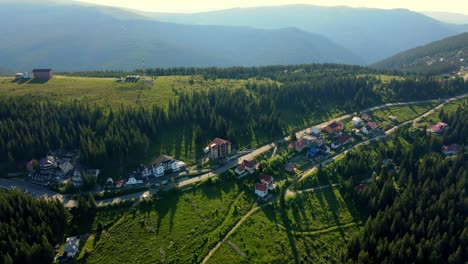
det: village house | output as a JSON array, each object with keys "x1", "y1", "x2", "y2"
[
  {"x1": 126, "y1": 176, "x2": 143, "y2": 185},
  {"x1": 40, "y1": 155, "x2": 57, "y2": 172},
  {"x1": 288, "y1": 138, "x2": 307, "y2": 152},
  {"x1": 361, "y1": 121, "x2": 378, "y2": 135},
  {"x1": 64, "y1": 236, "x2": 80, "y2": 258},
  {"x1": 442, "y1": 144, "x2": 461, "y2": 155},
  {"x1": 331, "y1": 135, "x2": 351, "y2": 149},
  {"x1": 324, "y1": 121, "x2": 343, "y2": 134},
  {"x1": 352, "y1": 116, "x2": 362, "y2": 126},
  {"x1": 115, "y1": 180, "x2": 126, "y2": 188},
  {"x1": 105, "y1": 178, "x2": 114, "y2": 189},
  {"x1": 431, "y1": 122, "x2": 448, "y2": 134},
  {"x1": 306, "y1": 147, "x2": 320, "y2": 159},
  {"x1": 235, "y1": 160, "x2": 257, "y2": 176},
  {"x1": 308, "y1": 126, "x2": 322, "y2": 137},
  {"x1": 261, "y1": 174, "x2": 275, "y2": 190},
  {"x1": 205, "y1": 138, "x2": 232, "y2": 159},
  {"x1": 301, "y1": 134, "x2": 324, "y2": 147},
  {"x1": 388, "y1": 116, "x2": 398, "y2": 122},
  {"x1": 153, "y1": 155, "x2": 180, "y2": 177},
  {"x1": 59, "y1": 161, "x2": 75, "y2": 175},
  {"x1": 32, "y1": 69, "x2": 53, "y2": 79},
  {"x1": 255, "y1": 183, "x2": 268, "y2": 198},
  {"x1": 360, "y1": 114, "x2": 372, "y2": 122}
]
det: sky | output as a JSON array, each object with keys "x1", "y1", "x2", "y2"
[{"x1": 74, "y1": 0, "x2": 468, "y2": 14}]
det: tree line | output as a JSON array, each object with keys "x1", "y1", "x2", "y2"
[{"x1": 0, "y1": 189, "x2": 68, "y2": 264}]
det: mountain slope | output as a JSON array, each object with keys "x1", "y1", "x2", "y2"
[
  {"x1": 0, "y1": 2, "x2": 362, "y2": 71},
  {"x1": 372, "y1": 32, "x2": 468, "y2": 73},
  {"x1": 422, "y1": 11, "x2": 468, "y2": 24},
  {"x1": 148, "y1": 5, "x2": 468, "y2": 64}
]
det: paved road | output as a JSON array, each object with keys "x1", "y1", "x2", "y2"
[{"x1": 0, "y1": 178, "x2": 77, "y2": 207}]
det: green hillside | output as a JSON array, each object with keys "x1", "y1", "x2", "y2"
[{"x1": 372, "y1": 32, "x2": 468, "y2": 73}]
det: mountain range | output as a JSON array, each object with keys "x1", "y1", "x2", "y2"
[
  {"x1": 372, "y1": 32, "x2": 468, "y2": 74},
  {"x1": 149, "y1": 5, "x2": 468, "y2": 64},
  {"x1": 0, "y1": 1, "x2": 467, "y2": 72},
  {"x1": 0, "y1": 2, "x2": 362, "y2": 71}
]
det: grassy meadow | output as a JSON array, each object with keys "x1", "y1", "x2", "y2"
[
  {"x1": 0, "y1": 75, "x2": 273, "y2": 110},
  {"x1": 365, "y1": 103, "x2": 436, "y2": 130},
  {"x1": 80, "y1": 177, "x2": 255, "y2": 263},
  {"x1": 208, "y1": 187, "x2": 362, "y2": 263}
]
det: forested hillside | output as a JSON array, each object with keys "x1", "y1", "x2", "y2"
[
  {"x1": 0, "y1": 189, "x2": 68, "y2": 263},
  {"x1": 0, "y1": 65, "x2": 466, "y2": 176},
  {"x1": 332, "y1": 103, "x2": 468, "y2": 263},
  {"x1": 372, "y1": 32, "x2": 468, "y2": 74}
]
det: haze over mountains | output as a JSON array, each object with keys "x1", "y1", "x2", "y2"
[
  {"x1": 0, "y1": 1, "x2": 467, "y2": 71},
  {"x1": 0, "y1": 1, "x2": 363, "y2": 71},
  {"x1": 150, "y1": 5, "x2": 468, "y2": 64}
]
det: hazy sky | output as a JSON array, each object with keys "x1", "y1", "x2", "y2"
[{"x1": 74, "y1": 0, "x2": 468, "y2": 14}]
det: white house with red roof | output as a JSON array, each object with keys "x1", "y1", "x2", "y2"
[
  {"x1": 235, "y1": 160, "x2": 256, "y2": 176},
  {"x1": 255, "y1": 183, "x2": 268, "y2": 198},
  {"x1": 361, "y1": 121, "x2": 378, "y2": 135}
]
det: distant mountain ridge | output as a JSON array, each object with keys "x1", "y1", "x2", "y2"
[
  {"x1": 0, "y1": 2, "x2": 362, "y2": 72},
  {"x1": 372, "y1": 32, "x2": 468, "y2": 74},
  {"x1": 422, "y1": 11, "x2": 468, "y2": 24},
  {"x1": 148, "y1": 5, "x2": 468, "y2": 64}
]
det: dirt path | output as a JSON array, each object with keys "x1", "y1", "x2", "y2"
[{"x1": 202, "y1": 204, "x2": 263, "y2": 264}]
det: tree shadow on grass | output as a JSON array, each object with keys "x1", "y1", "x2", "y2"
[
  {"x1": 154, "y1": 190, "x2": 180, "y2": 235},
  {"x1": 321, "y1": 188, "x2": 347, "y2": 239}
]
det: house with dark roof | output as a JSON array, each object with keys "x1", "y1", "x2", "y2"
[
  {"x1": 442, "y1": 144, "x2": 461, "y2": 155},
  {"x1": 324, "y1": 121, "x2": 343, "y2": 134},
  {"x1": 331, "y1": 135, "x2": 351, "y2": 149},
  {"x1": 206, "y1": 138, "x2": 232, "y2": 159},
  {"x1": 32, "y1": 69, "x2": 53, "y2": 79},
  {"x1": 153, "y1": 155, "x2": 180, "y2": 176}
]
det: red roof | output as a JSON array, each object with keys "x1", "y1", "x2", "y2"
[
  {"x1": 209, "y1": 138, "x2": 230, "y2": 147},
  {"x1": 355, "y1": 184, "x2": 365, "y2": 191},
  {"x1": 261, "y1": 174, "x2": 273, "y2": 183},
  {"x1": 239, "y1": 160, "x2": 255, "y2": 169},
  {"x1": 255, "y1": 183, "x2": 268, "y2": 192},
  {"x1": 115, "y1": 180, "x2": 126, "y2": 187},
  {"x1": 153, "y1": 155, "x2": 174, "y2": 167},
  {"x1": 367, "y1": 121, "x2": 377, "y2": 129}
]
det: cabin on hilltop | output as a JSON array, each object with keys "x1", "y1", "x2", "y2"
[{"x1": 32, "y1": 69, "x2": 53, "y2": 79}]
